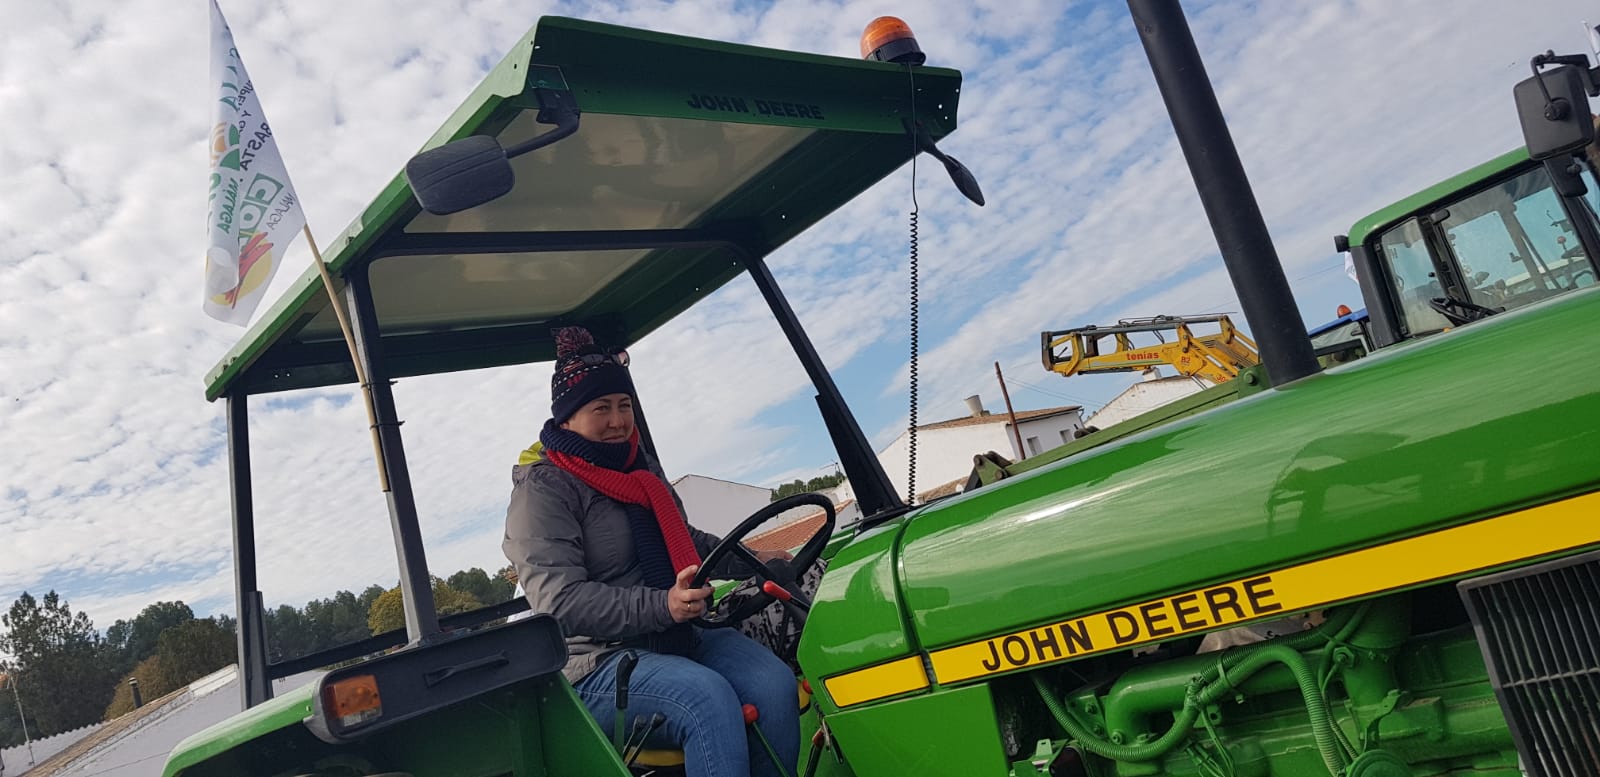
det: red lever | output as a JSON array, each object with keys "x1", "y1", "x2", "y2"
[
  {"x1": 743, "y1": 703, "x2": 760, "y2": 724},
  {"x1": 761, "y1": 581, "x2": 793, "y2": 602}
]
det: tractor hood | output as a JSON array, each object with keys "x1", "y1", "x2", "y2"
[{"x1": 802, "y1": 287, "x2": 1600, "y2": 708}]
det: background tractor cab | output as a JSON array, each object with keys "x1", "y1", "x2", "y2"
[{"x1": 1339, "y1": 54, "x2": 1600, "y2": 346}]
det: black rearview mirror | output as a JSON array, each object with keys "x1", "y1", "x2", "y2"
[
  {"x1": 405, "y1": 135, "x2": 515, "y2": 216},
  {"x1": 1514, "y1": 64, "x2": 1594, "y2": 161},
  {"x1": 405, "y1": 88, "x2": 582, "y2": 216}
]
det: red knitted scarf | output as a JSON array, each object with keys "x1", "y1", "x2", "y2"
[{"x1": 544, "y1": 433, "x2": 702, "y2": 574}]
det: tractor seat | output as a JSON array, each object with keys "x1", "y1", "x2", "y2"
[{"x1": 626, "y1": 680, "x2": 812, "y2": 771}]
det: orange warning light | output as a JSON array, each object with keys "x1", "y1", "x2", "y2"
[{"x1": 860, "y1": 17, "x2": 925, "y2": 65}]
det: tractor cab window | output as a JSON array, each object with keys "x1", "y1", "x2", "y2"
[
  {"x1": 1377, "y1": 219, "x2": 1450, "y2": 336},
  {"x1": 1437, "y1": 166, "x2": 1598, "y2": 313}
]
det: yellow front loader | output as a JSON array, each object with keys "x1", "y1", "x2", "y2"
[{"x1": 1041, "y1": 314, "x2": 1259, "y2": 384}]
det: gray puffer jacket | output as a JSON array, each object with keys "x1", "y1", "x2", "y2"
[{"x1": 502, "y1": 451, "x2": 727, "y2": 684}]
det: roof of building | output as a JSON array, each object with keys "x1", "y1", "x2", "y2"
[
  {"x1": 745, "y1": 514, "x2": 828, "y2": 553},
  {"x1": 917, "y1": 405, "x2": 1081, "y2": 432},
  {"x1": 743, "y1": 500, "x2": 856, "y2": 552},
  {"x1": 917, "y1": 477, "x2": 966, "y2": 501}
]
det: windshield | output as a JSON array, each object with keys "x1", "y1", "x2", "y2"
[
  {"x1": 1376, "y1": 218, "x2": 1450, "y2": 335},
  {"x1": 1438, "y1": 165, "x2": 1598, "y2": 311}
]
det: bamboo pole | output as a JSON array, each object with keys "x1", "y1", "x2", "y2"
[{"x1": 303, "y1": 225, "x2": 391, "y2": 492}]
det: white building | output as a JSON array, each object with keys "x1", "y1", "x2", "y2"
[
  {"x1": 670, "y1": 474, "x2": 773, "y2": 536},
  {"x1": 877, "y1": 396, "x2": 1084, "y2": 502},
  {"x1": 1084, "y1": 369, "x2": 1209, "y2": 431}
]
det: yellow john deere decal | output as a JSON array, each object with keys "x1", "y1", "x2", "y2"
[
  {"x1": 823, "y1": 656, "x2": 928, "y2": 708},
  {"x1": 929, "y1": 490, "x2": 1600, "y2": 686}
]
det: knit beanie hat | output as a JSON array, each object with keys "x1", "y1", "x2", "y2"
[{"x1": 550, "y1": 326, "x2": 635, "y2": 422}]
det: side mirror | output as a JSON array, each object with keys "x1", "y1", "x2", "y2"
[
  {"x1": 1514, "y1": 64, "x2": 1595, "y2": 161},
  {"x1": 404, "y1": 88, "x2": 582, "y2": 216},
  {"x1": 405, "y1": 135, "x2": 515, "y2": 216}
]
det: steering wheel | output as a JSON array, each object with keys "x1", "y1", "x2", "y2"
[
  {"x1": 689, "y1": 492, "x2": 836, "y2": 628},
  {"x1": 1428, "y1": 296, "x2": 1499, "y2": 326}
]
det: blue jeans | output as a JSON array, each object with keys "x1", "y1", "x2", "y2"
[{"x1": 575, "y1": 628, "x2": 799, "y2": 777}]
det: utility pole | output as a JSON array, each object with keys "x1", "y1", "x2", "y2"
[
  {"x1": 0, "y1": 673, "x2": 34, "y2": 767},
  {"x1": 995, "y1": 362, "x2": 1027, "y2": 459}
]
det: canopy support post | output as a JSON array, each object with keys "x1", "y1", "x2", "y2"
[
  {"x1": 738, "y1": 249, "x2": 905, "y2": 519},
  {"x1": 345, "y1": 263, "x2": 441, "y2": 643},
  {"x1": 228, "y1": 392, "x2": 273, "y2": 708},
  {"x1": 1127, "y1": 0, "x2": 1321, "y2": 387}
]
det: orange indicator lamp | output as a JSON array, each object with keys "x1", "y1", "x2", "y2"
[
  {"x1": 324, "y1": 674, "x2": 383, "y2": 728},
  {"x1": 860, "y1": 17, "x2": 925, "y2": 65}
]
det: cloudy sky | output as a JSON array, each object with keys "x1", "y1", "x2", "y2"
[{"x1": 3, "y1": 0, "x2": 1596, "y2": 633}]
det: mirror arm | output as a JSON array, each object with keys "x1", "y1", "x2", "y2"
[{"x1": 504, "y1": 88, "x2": 581, "y2": 160}]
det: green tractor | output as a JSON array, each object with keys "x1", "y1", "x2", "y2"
[{"x1": 168, "y1": 7, "x2": 1600, "y2": 777}]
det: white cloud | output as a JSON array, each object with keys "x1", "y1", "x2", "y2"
[{"x1": 2, "y1": 0, "x2": 1594, "y2": 632}]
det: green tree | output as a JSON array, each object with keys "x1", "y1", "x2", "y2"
[
  {"x1": 770, "y1": 473, "x2": 845, "y2": 501},
  {"x1": 304, "y1": 591, "x2": 370, "y2": 652},
  {"x1": 154, "y1": 618, "x2": 237, "y2": 690},
  {"x1": 447, "y1": 568, "x2": 516, "y2": 606},
  {"x1": 102, "y1": 655, "x2": 166, "y2": 720},
  {"x1": 106, "y1": 601, "x2": 194, "y2": 667},
  {"x1": 0, "y1": 591, "x2": 119, "y2": 736},
  {"x1": 264, "y1": 604, "x2": 312, "y2": 663},
  {"x1": 367, "y1": 580, "x2": 480, "y2": 635}
]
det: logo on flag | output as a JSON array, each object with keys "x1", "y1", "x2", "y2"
[{"x1": 205, "y1": 0, "x2": 306, "y2": 326}]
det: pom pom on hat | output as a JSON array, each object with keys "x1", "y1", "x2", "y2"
[{"x1": 554, "y1": 326, "x2": 597, "y2": 359}]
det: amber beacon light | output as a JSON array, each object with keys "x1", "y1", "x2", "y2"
[{"x1": 860, "y1": 16, "x2": 925, "y2": 65}]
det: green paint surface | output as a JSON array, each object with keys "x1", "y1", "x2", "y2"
[
  {"x1": 798, "y1": 519, "x2": 917, "y2": 696},
  {"x1": 895, "y1": 287, "x2": 1600, "y2": 651},
  {"x1": 1346, "y1": 148, "x2": 1528, "y2": 248},
  {"x1": 204, "y1": 17, "x2": 961, "y2": 401},
  {"x1": 825, "y1": 684, "x2": 1009, "y2": 777}
]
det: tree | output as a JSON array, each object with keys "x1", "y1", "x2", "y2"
[
  {"x1": 770, "y1": 472, "x2": 845, "y2": 501},
  {"x1": 102, "y1": 655, "x2": 164, "y2": 721},
  {"x1": 264, "y1": 604, "x2": 312, "y2": 663},
  {"x1": 154, "y1": 618, "x2": 236, "y2": 690},
  {"x1": 107, "y1": 601, "x2": 194, "y2": 668},
  {"x1": 447, "y1": 568, "x2": 516, "y2": 606},
  {"x1": 303, "y1": 591, "x2": 369, "y2": 652},
  {"x1": 0, "y1": 591, "x2": 119, "y2": 736},
  {"x1": 367, "y1": 580, "x2": 481, "y2": 636}
]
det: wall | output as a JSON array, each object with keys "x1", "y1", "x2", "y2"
[
  {"x1": 671, "y1": 475, "x2": 772, "y2": 536},
  {"x1": 877, "y1": 422, "x2": 1015, "y2": 501},
  {"x1": 1015, "y1": 410, "x2": 1086, "y2": 458},
  {"x1": 1085, "y1": 377, "x2": 1207, "y2": 431}
]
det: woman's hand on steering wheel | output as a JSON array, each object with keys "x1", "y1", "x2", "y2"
[{"x1": 667, "y1": 565, "x2": 714, "y2": 624}]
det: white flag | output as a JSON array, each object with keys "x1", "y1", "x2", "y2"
[{"x1": 204, "y1": 0, "x2": 305, "y2": 326}]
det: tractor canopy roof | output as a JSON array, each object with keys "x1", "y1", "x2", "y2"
[
  {"x1": 1345, "y1": 147, "x2": 1528, "y2": 249},
  {"x1": 204, "y1": 17, "x2": 962, "y2": 401}
]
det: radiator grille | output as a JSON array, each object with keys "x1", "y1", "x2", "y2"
[{"x1": 1459, "y1": 549, "x2": 1600, "y2": 777}]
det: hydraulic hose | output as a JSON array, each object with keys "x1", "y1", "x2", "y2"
[
  {"x1": 1192, "y1": 643, "x2": 1345, "y2": 776},
  {"x1": 1032, "y1": 604, "x2": 1371, "y2": 775}
]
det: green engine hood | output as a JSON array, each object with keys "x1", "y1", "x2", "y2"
[{"x1": 802, "y1": 287, "x2": 1600, "y2": 704}]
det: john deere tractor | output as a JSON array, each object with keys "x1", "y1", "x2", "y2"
[{"x1": 167, "y1": 5, "x2": 1599, "y2": 777}]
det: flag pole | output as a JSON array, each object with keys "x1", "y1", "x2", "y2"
[{"x1": 302, "y1": 225, "x2": 391, "y2": 492}]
